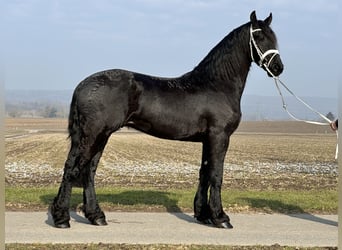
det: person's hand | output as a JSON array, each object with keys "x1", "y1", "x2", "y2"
[{"x1": 330, "y1": 121, "x2": 338, "y2": 131}]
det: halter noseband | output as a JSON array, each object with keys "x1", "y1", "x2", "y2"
[{"x1": 249, "y1": 25, "x2": 279, "y2": 69}]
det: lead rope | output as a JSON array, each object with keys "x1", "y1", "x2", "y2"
[
  {"x1": 273, "y1": 77, "x2": 338, "y2": 160},
  {"x1": 266, "y1": 68, "x2": 338, "y2": 159},
  {"x1": 273, "y1": 77, "x2": 332, "y2": 125}
]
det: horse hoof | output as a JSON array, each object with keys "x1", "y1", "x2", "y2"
[
  {"x1": 220, "y1": 221, "x2": 233, "y2": 229},
  {"x1": 204, "y1": 219, "x2": 213, "y2": 225},
  {"x1": 93, "y1": 218, "x2": 108, "y2": 226},
  {"x1": 54, "y1": 222, "x2": 70, "y2": 229},
  {"x1": 195, "y1": 217, "x2": 212, "y2": 225}
]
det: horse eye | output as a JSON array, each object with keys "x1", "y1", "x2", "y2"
[{"x1": 254, "y1": 32, "x2": 265, "y2": 41}]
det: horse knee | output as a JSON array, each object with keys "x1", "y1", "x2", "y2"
[
  {"x1": 62, "y1": 165, "x2": 82, "y2": 187},
  {"x1": 63, "y1": 153, "x2": 92, "y2": 187}
]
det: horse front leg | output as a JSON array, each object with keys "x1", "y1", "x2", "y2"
[
  {"x1": 195, "y1": 131, "x2": 233, "y2": 229},
  {"x1": 208, "y1": 132, "x2": 232, "y2": 228},
  {"x1": 194, "y1": 142, "x2": 211, "y2": 223}
]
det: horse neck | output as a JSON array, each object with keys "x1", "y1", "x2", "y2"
[{"x1": 190, "y1": 24, "x2": 252, "y2": 96}]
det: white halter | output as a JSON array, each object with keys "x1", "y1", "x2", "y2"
[{"x1": 249, "y1": 25, "x2": 280, "y2": 68}]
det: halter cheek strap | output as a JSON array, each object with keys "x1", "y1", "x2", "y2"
[{"x1": 249, "y1": 26, "x2": 280, "y2": 68}]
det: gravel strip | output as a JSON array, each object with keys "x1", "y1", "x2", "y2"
[{"x1": 5, "y1": 160, "x2": 338, "y2": 187}]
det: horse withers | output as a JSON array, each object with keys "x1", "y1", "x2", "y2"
[{"x1": 51, "y1": 11, "x2": 283, "y2": 229}]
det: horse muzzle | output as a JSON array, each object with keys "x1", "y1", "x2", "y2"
[{"x1": 264, "y1": 54, "x2": 284, "y2": 77}]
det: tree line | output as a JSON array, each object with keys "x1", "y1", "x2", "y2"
[{"x1": 5, "y1": 102, "x2": 69, "y2": 118}]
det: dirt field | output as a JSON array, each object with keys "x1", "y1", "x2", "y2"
[{"x1": 5, "y1": 118, "x2": 338, "y2": 190}]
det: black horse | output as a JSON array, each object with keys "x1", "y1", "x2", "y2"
[{"x1": 51, "y1": 11, "x2": 283, "y2": 229}]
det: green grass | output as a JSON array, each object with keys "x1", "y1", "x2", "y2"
[{"x1": 5, "y1": 186, "x2": 337, "y2": 214}]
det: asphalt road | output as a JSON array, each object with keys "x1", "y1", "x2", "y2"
[{"x1": 5, "y1": 212, "x2": 338, "y2": 247}]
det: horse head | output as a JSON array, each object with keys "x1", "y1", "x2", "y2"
[{"x1": 249, "y1": 11, "x2": 284, "y2": 77}]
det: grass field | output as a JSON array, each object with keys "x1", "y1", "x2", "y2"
[{"x1": 5, "y1": 186, "x2": 337, "y2": 214}]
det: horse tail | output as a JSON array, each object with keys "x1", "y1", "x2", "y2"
[
  {"x1": 65, "y1": 90, "x2": 85, "y2": 187},
  {"x1": 67, "y1": 91, "x2": 80, "y2": 142}
]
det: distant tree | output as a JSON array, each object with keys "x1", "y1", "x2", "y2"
[
  {"x1": 8, "y1": 109, "x2": 20, "y2": 118},
  {"x1": 43, "y1": 106, "x2": 58, "y2": 118}
]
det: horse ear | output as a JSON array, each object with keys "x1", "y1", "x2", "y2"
[
  {"x1": 264, "y1": 13, "x2": 272, "y2": 26},
  {"x1": 250, "y1": 11, "x2": 257, "y2": 25}
]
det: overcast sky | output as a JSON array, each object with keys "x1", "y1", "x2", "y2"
[{"x1": 1, "y1": 0, "x2": 340, "y2": 98}]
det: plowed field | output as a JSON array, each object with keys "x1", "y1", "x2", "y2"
[{"x1": 5, "y1": 118, "x2": 337, "y2": 190}]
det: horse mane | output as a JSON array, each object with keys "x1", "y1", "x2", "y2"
[{"x1": 190, "y1": 23, "x2": 251, "y2": 84}]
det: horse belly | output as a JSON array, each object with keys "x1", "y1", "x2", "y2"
[
  {"x1": 129, "y1": 98, "x2": 206, "y2": 141},
  {"x1": 130, "y1": 116, "x2": 203, "y2": 141}
]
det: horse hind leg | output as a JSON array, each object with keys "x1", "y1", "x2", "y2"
[
  {"x1": 51, "y1": 86, "x2": 128, "y2": 228},
  {"x1": 50, "y1": 143, "x2": 80, "y2": 228},
  {"x1": 51, "y1": 123, "x2": 112, "y2": 228},
  {"x1": 81, "y1": 141, "x2": 108, "y2": 226},
  {"x1": 66, "y1": 129, "x2": 112, "y2": 226}
]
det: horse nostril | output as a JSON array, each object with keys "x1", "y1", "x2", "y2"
[
  {"x1": 275, "y1": 65, "x2": 280, "y2": 72},
  {"x1": 278, "y1": 63, "x2": 284, "y2": 74},
  {"x1": 272, "y1": 63, "x2": 283, "y2": 75}
]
